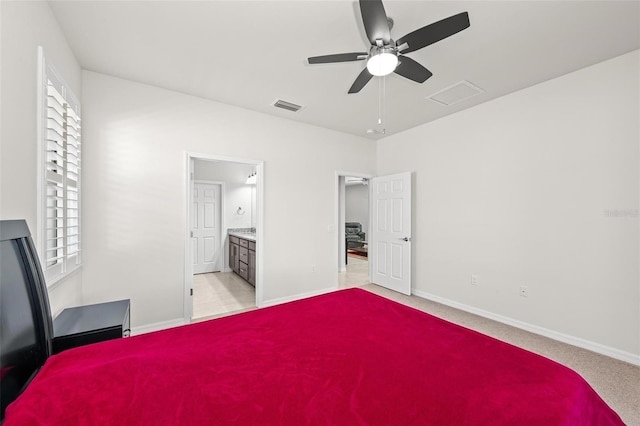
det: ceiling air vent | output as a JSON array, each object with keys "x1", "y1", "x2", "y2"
[
  {"x1": 427, "y1": 81, "x2": 484, "y2": 107},
  {"x1": 272, "y1": 99, "x2": 303, "y2": 112}
]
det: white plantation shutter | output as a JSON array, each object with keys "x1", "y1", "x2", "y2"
[
  {"x1": 38, "y1": 48, "x2": 82, "y2": 283},
  {"x1": 65, "y1": 99, "x2": 81, "y2": 266}
]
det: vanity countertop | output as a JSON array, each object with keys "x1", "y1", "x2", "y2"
[{"x1": 228, "y1": 231, "x2": 256, "y2": 242}]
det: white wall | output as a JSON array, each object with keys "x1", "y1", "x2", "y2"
[
  {"x1": 0, "y1": 1, "x2": 82, "y2": 315},
  {"x1": 194, "y1": 160, "x2": 255, "y2": 184},
  {"x1": 81, "y1": 71, "x2": 376, "y2": 328},
  {"x1": 377, "y1": 51, "x2": 639, "y2": 360},
  {"x1": 224, "y1": 185, "x2": 253, "y2": 229},
  {"x1": 345, "y1": 183, "x2": 369, "y2": 236}
]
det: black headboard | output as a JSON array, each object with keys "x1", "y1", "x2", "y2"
[{"x1": 0, "y1": 220, "x2": 53, "y2": 419}]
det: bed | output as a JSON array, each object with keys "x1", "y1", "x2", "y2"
[{"x1": 4, "y1": 288, "x2": 623, "y2": 425}]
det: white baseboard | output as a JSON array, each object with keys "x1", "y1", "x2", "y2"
[
  {"x1": 132, "y1": 288, "x2": 338, "y2": 335},
  {"x1": 412, "y1": 289, "x2": 640, "y2": 366},
  {"x1": 261, "y1": 286, "x2": 337, "y2": 308},
  {"x1": 131, "y1": 318, "x2": 185, "y2": 336}
]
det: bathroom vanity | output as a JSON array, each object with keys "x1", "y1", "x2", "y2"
[{"x1": 228, "y1": 231, "x2": 256, "y2": 286}]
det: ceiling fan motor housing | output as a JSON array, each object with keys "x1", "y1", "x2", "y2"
[{"x1": 369, "y1": 44, "x2": 396, "y2": 58}]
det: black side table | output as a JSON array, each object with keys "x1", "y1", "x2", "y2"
[{"x1": 52, "y1": 299, "x2": 130, "y2": 354}]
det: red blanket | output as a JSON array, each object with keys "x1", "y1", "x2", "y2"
[{"x1": 5, "y1": 289, "x2": 622, "y2": 425}]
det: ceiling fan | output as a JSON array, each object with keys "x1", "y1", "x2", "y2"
[{"x1": 308, "y1": 0, "x2": 470, "y2": 94}]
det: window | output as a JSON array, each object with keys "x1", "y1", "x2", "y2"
[{"x1": 37, "y1": 47, "x2": 82, "y2": 284}]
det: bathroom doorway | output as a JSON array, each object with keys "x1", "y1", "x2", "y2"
[{"x1": 184, "y1": 153, "x2": 264, "y2": 323}]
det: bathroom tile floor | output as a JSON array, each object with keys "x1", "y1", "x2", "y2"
[{"x1": 192, "y1": 271, "x2": 255, "y2": 321}]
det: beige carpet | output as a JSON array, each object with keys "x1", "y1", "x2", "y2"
[{"x1": 360, "y1": 283, "x2": 640, "y2": 426}]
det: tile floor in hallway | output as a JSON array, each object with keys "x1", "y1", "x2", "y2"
[
  {"x1": 193, "y1": 254, "x2": 370, "y2": 320},
  {"x1": 339, "y1": 254, "x2": 370, "y2": 289}
]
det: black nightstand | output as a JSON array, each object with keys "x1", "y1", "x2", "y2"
[{"x1": 52, "y1": 299, "x2": 130, "y2": 354}]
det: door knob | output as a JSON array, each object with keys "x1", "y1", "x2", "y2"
[{"x1": 400, "y1": 237, "x2": 411, "y2": 242}]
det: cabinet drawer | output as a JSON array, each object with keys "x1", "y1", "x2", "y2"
[
  {"x1": 229, "y1": 235, "x2": 239, "y2": 245},
  {"x1": 249, "y1": 241, "x2": 256, "y2": 251},
  {"x1": 239, "y1": 238, "x2": 249, "y2": 248},
  {"x1": 238, "y1": 262, "x2": 249, "y2": 280},
  {"x1": 239, "y1": 247, "x2": 249, "y2": 262}
]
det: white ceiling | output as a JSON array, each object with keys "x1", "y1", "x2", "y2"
[{"x1": 49, "y1": 0, "x2": 640, "y2": 140}]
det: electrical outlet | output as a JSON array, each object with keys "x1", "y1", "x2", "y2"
[
  {"x1": 471, "y1": 274, "x2": 478, "y2": 286},
  {"x1": 520, "y1": 286, "x2": 528, "y2": 297}
]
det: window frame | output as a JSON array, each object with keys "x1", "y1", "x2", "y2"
[{"x1": 36, "y1": 47, "x2": 82, "y2": 286}]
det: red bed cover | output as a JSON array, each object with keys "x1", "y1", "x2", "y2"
[{"x1": 5, "y1": 288, "x2": 623, "y2": 425}]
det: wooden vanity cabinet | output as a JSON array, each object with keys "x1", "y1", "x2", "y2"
[
  {"x1": 248, "y1": 241, "x2": 256, "y2": 286},
  {"x1": 229, "y1": 235, "x2": 255, "y2": 286},
  {"x1": 229, "y1": 236, "x2": 240, "y2": 272}
]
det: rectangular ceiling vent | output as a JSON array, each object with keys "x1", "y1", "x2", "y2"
[
  {"x1": 272, "y1": 99, "x2": 303, "y2": 113},
  {"x1": 427, "y1": 81, "x2": 484, "y2": 107}
]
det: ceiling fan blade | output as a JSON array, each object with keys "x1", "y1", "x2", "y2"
[
  {"x1": 359, "y1": 0, "x2": 391, "y2": 45},
  {"x1": 308, "y1": 53, "x2": 368, "y2": 64},
  {"x1": 396, "y1": 12, "x2": 470, "y2": 54},
  {"x1": 394, "y1": 56, "x2": 433, "y2": 83},
  {"x1": 348, "y1": 68, "x2": 374, "y2": 94}
]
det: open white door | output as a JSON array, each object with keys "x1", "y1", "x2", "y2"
[
  {"x1": 192, "y1": 182, "x2": 222, "y2": 274},
  {"x1": 370, "y1": 172, "x2": 412, "y2": 295}
]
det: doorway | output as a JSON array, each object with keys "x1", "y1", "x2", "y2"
[
  {"x1": 185, "y1": 153, "x2": 264, "y2": 323},
  {"x1": 336, "y1": 171, "x2": 413, "y2": 295},
  {"x1": 192, "y1": 181, "x2": 222, "y2": 274},
  {"x1": 336, "y1": 172, "x2": 372, "y2": 289}
]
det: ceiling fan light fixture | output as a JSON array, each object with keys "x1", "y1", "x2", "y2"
[{"x1": 366, "y1": 48, "x2": 398, "y2": 77}]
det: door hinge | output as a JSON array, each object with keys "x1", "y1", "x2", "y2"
[
  {"x1": 190, "y1": 288, "x2": 193, "y2": 296},
  {"x1": 190, "y1": 231, "x2": 194, "y2": 238}
]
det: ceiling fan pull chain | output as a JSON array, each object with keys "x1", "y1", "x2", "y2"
[
  {"x1": 378, "y1": 76, "x2": 382, "y2": 125},
  {"x1": 378, "y1": 75, "x2": 387, "y2": 127},
  {"x1": 382, "y1": 76, "x2": 387, "y2": 134}
]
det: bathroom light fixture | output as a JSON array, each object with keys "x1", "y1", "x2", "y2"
[
  {"x1": 245, "y1": 172, "x2": 257, "y2": 185},
  {"x1": 366, "y1": 47, "x2": 398, "y2": 77}
]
